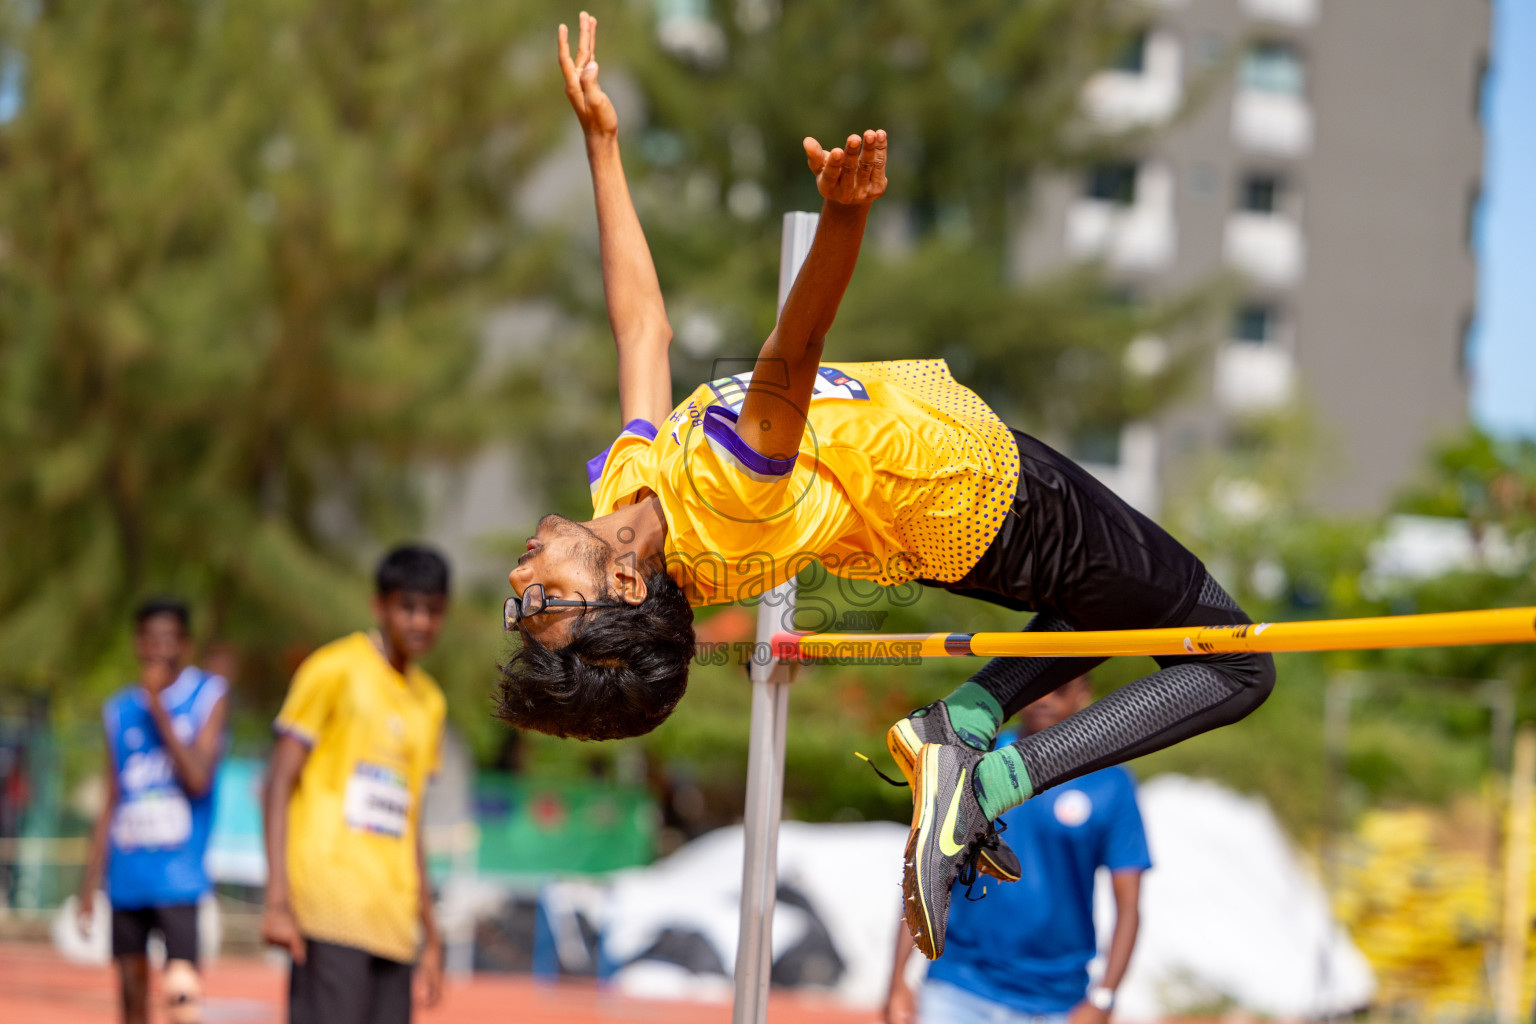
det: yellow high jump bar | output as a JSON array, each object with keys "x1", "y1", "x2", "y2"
[{"x1": 772, "y1": 606, "x2": 1536, "y2": 662}]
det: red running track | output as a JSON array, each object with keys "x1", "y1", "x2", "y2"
[{"x1": 0, "y1": 942, "x2": 877, "y2": 1024}]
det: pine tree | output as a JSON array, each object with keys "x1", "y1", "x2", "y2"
[{"x1": 0, "y1": 0, "x2": 566, "y2": 704}]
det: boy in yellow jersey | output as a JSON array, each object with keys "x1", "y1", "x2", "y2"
[
  {"x1": 261, "y1": 546, "x2": 449, "y2": 1024},
  {"x1": 500, "y1": 15, "x2": 1273, "y2": 964}
]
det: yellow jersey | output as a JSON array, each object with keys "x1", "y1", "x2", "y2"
[
  {"x1": 274, "y1": 632, "x2": 446, "y2": 963},
  {"x1": 588, "y1": 360, "x2": 1019, "y2": 606}
]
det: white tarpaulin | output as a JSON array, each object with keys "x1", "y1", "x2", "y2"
[
  {"x1": 1106, "y1": 775, "x2": 1374, "y2": 1018},
  {"x1": 543, "y1": 774, "x2": 1374, "y2": 1018}
]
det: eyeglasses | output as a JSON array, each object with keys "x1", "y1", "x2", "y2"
[{"x1": 503, "y1": 583, "x2": 625, "y2": 632}]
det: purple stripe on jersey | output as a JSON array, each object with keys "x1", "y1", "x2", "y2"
[
  {"x1": 586, "y1": 448, "x2": 612, "y2": 486},
  {"x1": 701, "y1": 405, "x2": 797, "y2": 478},
  {"x1": 586, "y1": 420, "x2": 660, "y2": 486},
  {"x1": 622, "y1": 418, "x2": 659, "y2": 442},
  {"x1": 273, "y1": 721, "x2": 317, "y2": 748}
]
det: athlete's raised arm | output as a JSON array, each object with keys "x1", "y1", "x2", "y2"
[
  {"x1": 559, "y1": 12, "x2": 674, "y2": 429},
  {"x1": 736, "y1": 130, "x2": 887, "y2": 463}
]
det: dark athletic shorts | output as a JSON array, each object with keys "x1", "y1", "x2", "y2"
[
  {"x1": 111, "y1": 903, "x2": 199, "y2": 963},
  {"x1": 925, "y1": 429, "x2": 1206, "y2": 629},
  {"x1": 289, "y1": 938, "x2": 413, "y2": 1024}
]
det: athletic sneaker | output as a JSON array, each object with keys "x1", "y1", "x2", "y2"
[
  {"x1": 887, "y1": 704, "x2": 1020, "y2": 883},
  {"x1": 902, "y1": 741, "x2": 994, "y2": 961}
]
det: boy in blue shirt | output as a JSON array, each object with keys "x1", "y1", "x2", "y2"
[
  {"x1": 886, "y1": 674, "x2": 1149, "y2": 1024},
  {"x1": 78, "y1": 598, "x2": 229, "y2": 1024}
]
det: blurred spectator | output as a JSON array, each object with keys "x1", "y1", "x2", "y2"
[
  {"x1": 885, "y1": 675, "x2": 1148, "y2": 1024},
  {"x1": 77, "y1": 597, "x2": 230, "y2": 1024},
  {"x1": 645, "y1": 753, "x2": 714, "y2": 856},
  {"x1": 0, "y1": 732, "x2": 29, "y2": 907},
  {"x1": 261, "y1": 544, "x2": 449, "y2": 1024}
]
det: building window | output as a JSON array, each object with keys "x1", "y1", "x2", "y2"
[
  {"x1": 1474, "y1": 53, "x2": 1490, "y2": 122},
  {"x1": 1240, "y1": 42, "x2": 1305, "y2": 97},
  {"x1": 1232, "y1": 303, "x2": 1276, "y2": 344},
  {"x1": 1084, "y1": 161, "x2": 1138, "y2": 205},
  {"x1": 1110, "y1": 29, "x2": 1148, "y2": 74},
  {"x1": 1459, "y1": 311, "x2": 1476, "y2": 378},
  {"x1": 1240, "y1": 174, "x2": 1283, "y2": 214},
  {"x1": 1466, "y1": 184, "x2": 1482, "y2": 250}
]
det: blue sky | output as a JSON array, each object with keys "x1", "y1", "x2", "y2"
[{"x1": 1473, "y1": 0, "x2": 1536, "y2": 438}]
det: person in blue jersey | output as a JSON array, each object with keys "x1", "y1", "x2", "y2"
[
  {"x1": 885, "y1": 674, "x2": 1148, "y2": 1024},
  {"x1": 78, "y1": 597, "x2": 230, "y2": 1024}
]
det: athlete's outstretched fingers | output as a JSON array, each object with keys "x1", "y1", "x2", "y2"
[
  {"x1": 804, "y1": 137, "x2": 828, "y2": 175},
  {"x1": 580, "y1": 54, "x2": 604, "y2": 109},
  {"x1": 822, "y1": 146, "x2": 847, "y2": 196},
  {"x1": 577, "y1": 11, "x2": 594, "y2": 69},
  {"x1": 868, "y1": 129, "x2": 888, "y2": 196},
  {"x1": 839, "y1": 134, "x2": 862, "y2": 202},
  {"x1": 557, "y1": 24, "x2": 579, "y2": 97},
  {"x1": 854, "y1": 130, "x2": 878, "y2": 193}
]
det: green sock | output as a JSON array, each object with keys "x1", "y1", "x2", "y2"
[
  {"x1": 974, "y1": 745, "x2": 1033, "y2": 820},
  {"x1": 941, "y1": 681, "x2": 1004, "y2": 750}
]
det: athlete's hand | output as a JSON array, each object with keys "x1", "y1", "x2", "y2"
[
  {"x1": 75, "y1": 888, "x2": 95, "y2": 938},
  {"x1": 804, "y1": 130, "x2": 888, "y2": 207},
  {"x1": 884, "y1": 978, "x2": 917, "y2": 1024},
  {"x1": 1070, "y1": 1000, "x2": 1111, "y2": 1024},
  {"x1": 558, "y1": 11, "x2": 617, "y2": 139},
  {"x1": 415, "y1": 934, "x2": 445, "y2": 1007},
  {"x1": 141, "y1": 657, "x2": 176, "y2": 695},
  {"x1": 261, "y1": 903, "x2": 307, "y2": 965}
]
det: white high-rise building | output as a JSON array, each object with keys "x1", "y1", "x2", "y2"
[{"x1": 1017, "y1": 0, "x2": 1490, "y2": 513}]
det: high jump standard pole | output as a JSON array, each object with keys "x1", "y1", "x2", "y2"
[{"x1": 732, "y1": 210, "x2": 818, "y2": 1024}]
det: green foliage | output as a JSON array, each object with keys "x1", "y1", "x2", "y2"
[
  {"x1": 1366, "y1": 431, "x2": 1536, "y2": 690},
  {"x1": 631, "y1": 0, "x2": 1122, "y2": 237},
  {"x1": 0, "y1": 0, "x2": 1232, "y2": 816},
  {"x1": 0, "y1": 0, "x2": 574, "y2": 732},
  {"x1": 1139, "y1": 422, "x2": 1536, "y2": 839}
]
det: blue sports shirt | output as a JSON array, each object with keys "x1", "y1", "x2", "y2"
[
  {"x1": 103, "y1": 667, "x2": 227, "y2": 909},
  {"x1": 926, "y1": 761, "x2": 1151, "y2": 1014}
]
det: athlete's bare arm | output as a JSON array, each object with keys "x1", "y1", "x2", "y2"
[
  {"x1": 260, "y1": 734, "x2": 310, "y2": 964},
  {"x1": 75, "y1": 739, "x2": 118, "y2": 935},
  {"x1": 736, "y1": 130, "x2": 887, "y2": 463},
  {"x1": 560, "y1": 12, "x2": 674, "y2": 429}
]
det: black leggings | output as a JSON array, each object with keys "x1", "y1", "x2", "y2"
[
  {"x1": 970, "y1": 572, "x2": 1276, "y2": 792},
  {"x1": 927, "y1": 429, "x2": 1276, "y2": 794}
]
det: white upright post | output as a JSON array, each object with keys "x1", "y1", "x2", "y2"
[{"x1": 732, "y1": 210, "x2": 818, "y2": 1024}]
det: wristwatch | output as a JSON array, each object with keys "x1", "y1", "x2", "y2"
[{"x1": 1087, "y1": 986, "x2": 1116, "y2": 1011}]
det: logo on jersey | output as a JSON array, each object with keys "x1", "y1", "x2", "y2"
[{"x1": 1053, "y1": 789, "x2": 1093, "y2": 828}]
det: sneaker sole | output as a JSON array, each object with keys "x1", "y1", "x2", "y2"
[
  {"x1": 885, "y1": 718, "x2": 924, "y2": 789},
  {"x1": 902, "y1": 743, "x2": 943, "y2": 960}
]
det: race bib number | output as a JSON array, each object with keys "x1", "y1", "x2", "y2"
[
  {"x1": 112, "y1": 788, "x2": 192, "y2": 849},
  {"x1": 344, "y1": 763, "x2": 411, "y2": 838}
]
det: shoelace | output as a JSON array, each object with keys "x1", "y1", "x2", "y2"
[
  {"x1": 853, "y1": 751, "x2": 909, "y2": 787},
  {"x1": 957, "y1": 819, "x2": 1009, "y2": 902}
]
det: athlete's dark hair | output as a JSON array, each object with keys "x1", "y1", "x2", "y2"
[
  {"x1": 496, "y1": 566, "x2": 695, "y2": 740},
  {"x1": 376, "y1": 544, "x2": 451, "y2": 598},
  {"x1": 134, "y1": 596, "x2": 191, "y2": 634}
]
